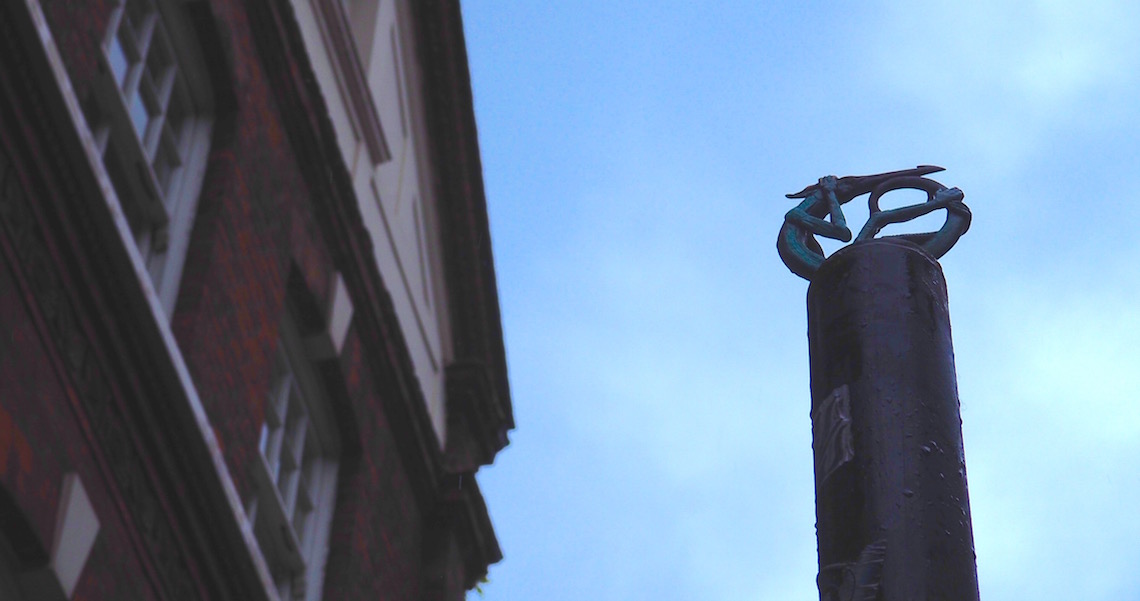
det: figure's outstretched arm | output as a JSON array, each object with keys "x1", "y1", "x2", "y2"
[{"x1": 784, "y1": 177, "x2": 853, "y2": 242}]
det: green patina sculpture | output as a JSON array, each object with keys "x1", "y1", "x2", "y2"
[{"x1": 777, "y1": 165, "x2": 971, "y2": 280}]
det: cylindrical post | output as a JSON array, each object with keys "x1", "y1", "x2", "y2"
[{"x1": 807, "y1": 239, "x2": 979, "y2": 601}]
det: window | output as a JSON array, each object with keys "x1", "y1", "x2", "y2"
[
  {"x1": 89, "y1": 0, "x2": 213, "y2": 316},
  {"x1": 247, "y1": 316, "x2": 340, "y2": 601}
]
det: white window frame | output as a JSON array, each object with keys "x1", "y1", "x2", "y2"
[
  {"x1": 90, "y1": 0, "x2": 214, "y2": 317},
  {"x1": 248, "y1": 314, "x2": 341, "y2": 601}
]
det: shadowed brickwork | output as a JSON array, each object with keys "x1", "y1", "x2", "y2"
[{"x1": 0, "y1": 0, "x2": 509, "y2": 598}]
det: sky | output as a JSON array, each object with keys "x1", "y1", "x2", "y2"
[{"x1": 459, "y1": 1, "x2": 1140, "y2": 599}]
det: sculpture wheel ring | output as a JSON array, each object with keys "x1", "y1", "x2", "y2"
[
  {"x1": 860, "y1": 175, "x2": 971, "y2": 260},
  {"x1": 867, "y1": 175, "x2": 944, "y2": 215}
]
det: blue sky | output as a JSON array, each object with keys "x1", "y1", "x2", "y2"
[{"x1": 460, "y1": 1, "x2": 1140, "y2": 599}]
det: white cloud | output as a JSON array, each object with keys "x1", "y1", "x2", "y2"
[
  {"x1": 958, "y1": 274, "x2": 1140, "y2": 443},
  {"x1": 952, "y1": 267, "x2": 1140, "y2": 598},
  {"x1": 868, "y1": 0, "x2": 1140, "y2": 170}
]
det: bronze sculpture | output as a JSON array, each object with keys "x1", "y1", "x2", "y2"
[{"x1": 778, "y1": 166, "x2": 971, "y2": 279}]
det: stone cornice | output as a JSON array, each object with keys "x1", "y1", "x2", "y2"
[
  {"x1": 437, "y1": 473, "x2": 503, "y2": 589},
  {"x1": 412, "y1": 0, "x2": 514, "y2": 464}
]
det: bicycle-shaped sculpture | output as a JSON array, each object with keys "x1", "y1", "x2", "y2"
[{"x1": 777, "y1": 165, "x2": 971, "y2": 280}]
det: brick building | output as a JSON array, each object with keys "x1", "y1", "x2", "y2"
[{"x1": 0, "y1": 0, "x2": 512, "y2": 599}]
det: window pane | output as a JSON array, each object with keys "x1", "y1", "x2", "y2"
[
  {"x1": 102, "y1": 140, "x2": 146, "y2": 237},
  {"x1": 153, "y1": 144, "x2": 174, "y2": 198},
  {"x1": 274, "y1": 381, "x2": 290, "y2": 421},
  {"x1": 108, "y1": 34, "x2": 130, "y2": 89},
  {"x1": 285, "y1": 392, "x2": 309, "y2": 462},
  {"x1": 277, "y1": 460, "x2": 298, "y2": 511},
  {"x1": 146, "y1": 33, "x2": 175, "y2": 105},
  {"x1": 166, "y1": 95, "x2": 185, "y2": 140},
  {"x1": 125, "y1": 0, "x2": 155, "y2": 55},
  {"x1": 129, "y1": 93, "x2": 150, "y2": 137},
  {"x1": 265, "y1": 427, "x2": 284, "y2": 478},
  {"x1": 301, "y1": 437, "x2": 319, "y2": 496},
  {"x1": 125, "y1": 0, "x2": 150, "y2": 34},
  {"x1": 146, "y1": 29, "x2": 170, "y2": 72},
  {"x1": 292, "y1": 503, "x2": 312, "y2": 547}
]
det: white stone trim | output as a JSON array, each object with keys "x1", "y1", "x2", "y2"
[
  {"x1": 49, "y1": 474, "x2": 99, "y2": 598},
  {"x1": 305, "y1": 272, "x2": 355, "y2": 361}
]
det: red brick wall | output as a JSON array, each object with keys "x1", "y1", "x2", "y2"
[
  {"x1": 170, "y1": 0, "x2": 299, "y2": 504},
  {"x1": 20, "y1": 0, "x2": 440, "y2": 597},
  {"x1": 323, "y1": 327, "x2": 424, "y2": 600},
  {"x1": 36, "y1": 0, "x2": 113, "y2": 98},
  {"x1": 0, "y1": 247, "x2": 157, "y2": 600}
]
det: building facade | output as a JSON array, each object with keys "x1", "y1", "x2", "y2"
[{"x1": 0, "y1": 0, "x2": 512, "y2": 599}]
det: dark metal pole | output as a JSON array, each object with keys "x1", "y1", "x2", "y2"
[{"x1": 807, "y1": 238, "x2": 979, "y2": 601}]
